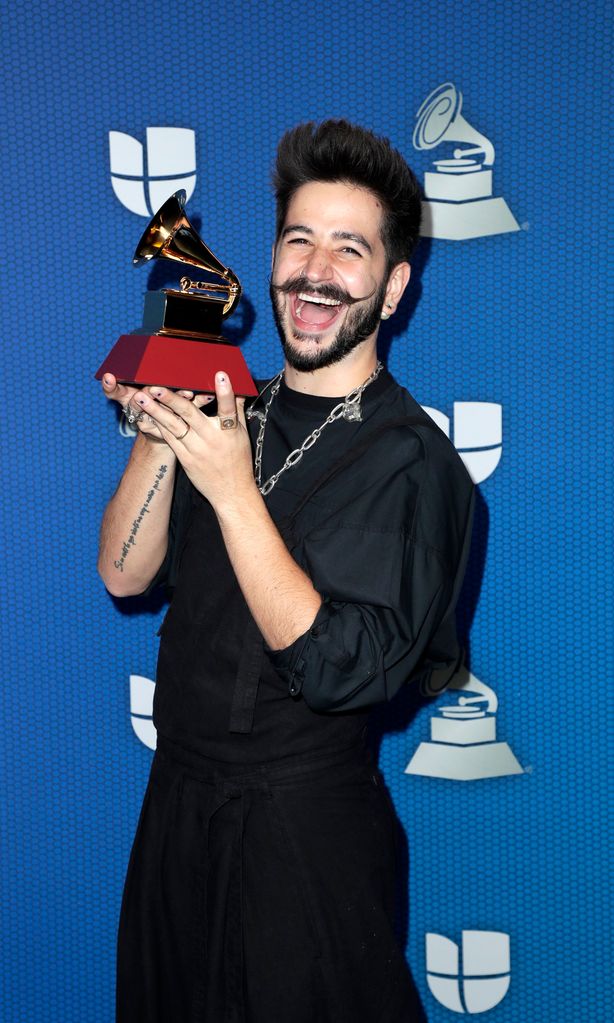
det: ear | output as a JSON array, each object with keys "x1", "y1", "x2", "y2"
[{"x1": 381, "y1": 262, "x2": 411, "y2": 319}]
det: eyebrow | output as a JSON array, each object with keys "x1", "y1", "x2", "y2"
[{"x1": 282, "y1": 224, "x2": 373, "y2": 255}]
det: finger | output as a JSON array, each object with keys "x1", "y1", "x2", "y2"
[
  {"x1": 214, "y1": 372, "x2": 237, "y2": 419},
  {"x1": 236, "y1": 397, "x2": 247, "y2": 427},
  {"x1": 193, "y1": 394, "x2": 216, "y2": 410},
  {"x1": 102, "y1": 373, "x2": 133, "y2": 404},
  {"x1": 134, "y1": 390, "x2": 191, "y2": 439},
  {"x1": 145, "y1": 385, "x2": 193, "y2": 400},
  {"x1": 146, "y1": 387, "x2": 200, "y2": 424}
]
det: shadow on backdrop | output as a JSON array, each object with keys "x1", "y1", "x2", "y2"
[
  {"x1": 368, "y1": 488, "x2": 488, "y2": 960},
  {"x1": 377, "y1": 232, "x2": 430, "y2": 366},
  {"x1": 367, "y1": 231, "x2": 487, "y2": 976}
]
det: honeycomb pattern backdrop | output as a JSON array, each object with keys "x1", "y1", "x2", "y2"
[{"x1": 2, "y1": 1, "x2": 611, "y2": 1020}]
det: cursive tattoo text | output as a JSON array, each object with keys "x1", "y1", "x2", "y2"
[{"x1": 114, "y1": 465, "x2": 168, "y2": 572}]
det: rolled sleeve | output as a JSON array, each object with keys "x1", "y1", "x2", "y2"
[
  {"x1": 267, "y1": 433, "x2": 475, "y2": 714},
  {"x1": 268, "y1": 553, "x2": 449, "y2": 713},
  {"x1": 268, "y1": 600, "x2": 384, "y2": 709}
]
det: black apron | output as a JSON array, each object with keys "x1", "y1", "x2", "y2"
[{"x1": 116, "y1": 737, "x2": 421, "y2": 1022}]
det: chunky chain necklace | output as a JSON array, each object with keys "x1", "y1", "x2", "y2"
[{"x1": 249, "y1": 362, "x2": 383, "y2": 496}]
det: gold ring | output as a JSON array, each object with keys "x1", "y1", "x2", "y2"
[
  {"x1": 176, "y1": 423, "x2": 190, "y2": 440},
  {"x1": 219, "y1": 415, "x2": 238, "y2": 431}
]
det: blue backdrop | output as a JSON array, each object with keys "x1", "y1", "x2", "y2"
[{"x1": 2, "y1": 1, "x2": 612, "y2": 1019}]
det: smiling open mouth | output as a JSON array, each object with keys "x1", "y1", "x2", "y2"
[{"x1": 290, "y1": 291, "x2": 344, "y2": 331}]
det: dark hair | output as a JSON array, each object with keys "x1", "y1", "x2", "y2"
[{"x1": 273, "y1": 119, "x2": 422, "y2": 267}]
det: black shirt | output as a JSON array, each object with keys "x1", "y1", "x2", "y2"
[{"x1": 152, "y1": 369, "x2": 474, "y2": 763}]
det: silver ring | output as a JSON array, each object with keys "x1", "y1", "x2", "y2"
[
  {"x1": 219, "y1": 414, "x2": 238, "y2": 430},
  {"x1": 176, "y1": 423, "x2": 190, "y2": 441},
  {"x1": 122, "y1": 403, "x2": 144, "y2": 425}
]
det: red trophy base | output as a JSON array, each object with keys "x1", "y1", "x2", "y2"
[{"x1": 95, "y1": 334, "x2": 258, "y2": 396}]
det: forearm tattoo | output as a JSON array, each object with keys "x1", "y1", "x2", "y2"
[{"x1": 114, "y1": 465, "x2": 168, "y2": 572}]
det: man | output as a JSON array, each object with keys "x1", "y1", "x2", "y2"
[{"x1": 99, "y1": 120, "x2": 474, "y2": 1022}]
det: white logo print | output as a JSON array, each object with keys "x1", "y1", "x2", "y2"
[
  {"x1": 421, "y1": 402, "x2": 502, "y2": 484},
  {"x1": 413, "y1": 82, "x2": 519, "y2": 240},
  {"x1": 129, "y1": 674, "x2": 157, "y2": 750},
  {"x1": 406, "y1": 666, "x2": 523, "y2": 780},
  {"x1": 109, "y1": 127, "x2": 197, "y2": 216},
  {"x1": 119, "y1": 418, "x2": 138, "y2": 439},
  {"x1": 426, "y1": 930, "x2": 511, "y2": 1013}
]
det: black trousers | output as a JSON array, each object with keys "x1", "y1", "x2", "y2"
[{"x1": 117, "y1": 738, "x2": 419, "y2": 1022}]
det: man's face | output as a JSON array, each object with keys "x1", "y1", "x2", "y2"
[{"x1": 270, "y1": 181, "x2": 397, "y2": 372}]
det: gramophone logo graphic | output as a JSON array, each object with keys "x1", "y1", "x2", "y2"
[
  {"x1": 413, "y1": 82, "x2": 520, "y2": 240},
  {"x1": 405, "y1": 665, "x2": 523, "y2": 781}
]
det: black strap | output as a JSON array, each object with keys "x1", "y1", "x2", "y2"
[{"x1": 228, "y1": 616, "x2": 265, "y2": 733}]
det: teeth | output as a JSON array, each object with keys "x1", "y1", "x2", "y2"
[{"x1": 296, "y1": 292, "x2": 340, "y2": 307}]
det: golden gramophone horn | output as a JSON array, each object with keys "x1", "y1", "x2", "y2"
[{"x1": 133, "y1": 190, "x2": 242, "y2": 317}]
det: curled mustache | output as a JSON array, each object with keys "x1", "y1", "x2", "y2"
[{"x1": 270, "y1": 274, "x2": 377, "y2": 306}]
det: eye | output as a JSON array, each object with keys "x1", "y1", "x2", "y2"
[
  {"x1": 340, "y1": 246, "x2": 361, "y2": 257},
  {"x1": 287, "y1": 236, "x2": 310, "y2": 246}
]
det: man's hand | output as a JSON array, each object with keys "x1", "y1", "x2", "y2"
[
  {"x1": 98, "y1": 374, "x2": 215, "y2": 595},
  {"x1": 124, "y1": 371, "x2": 321, "y2": 646},
  {"x1": 131, "y1": 372, "x2": 256, "y2": 508},
  {"x1": 101, "y1": 373, "x2": 211, "y2": 444}
]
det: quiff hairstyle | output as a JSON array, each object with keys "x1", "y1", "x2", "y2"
[{"x1": 273, "y1": 119, "x2": 422, "y2": 268}]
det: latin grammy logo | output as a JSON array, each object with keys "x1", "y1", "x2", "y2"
[
  {"x1": 405, "y1": 665, "x2": 523, "y2": 781},
  {"x1": 413, "y1": 82, "x2": 520, "y2": 240}
]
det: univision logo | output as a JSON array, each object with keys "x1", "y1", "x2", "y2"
[
  {"x1": 426, "y1": 930, "x2": 511, "y2": 1013},
  {"x1": 421, "y1": 402, "x2": 502, "y2": 484},
  {"x1": 129, "y1": 674, "x2": 156, "y2": 750},
  {"x1": 109, "y1": 127, "x2": 197, "y2": 217}
]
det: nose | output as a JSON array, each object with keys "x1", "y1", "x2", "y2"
[{"x1": 302, "y1": 247, "x2": 333, "y2": 283}]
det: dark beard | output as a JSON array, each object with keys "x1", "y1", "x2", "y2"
[{"x1": 269, "y1": 277, "x2": 388, "y2": 372}]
